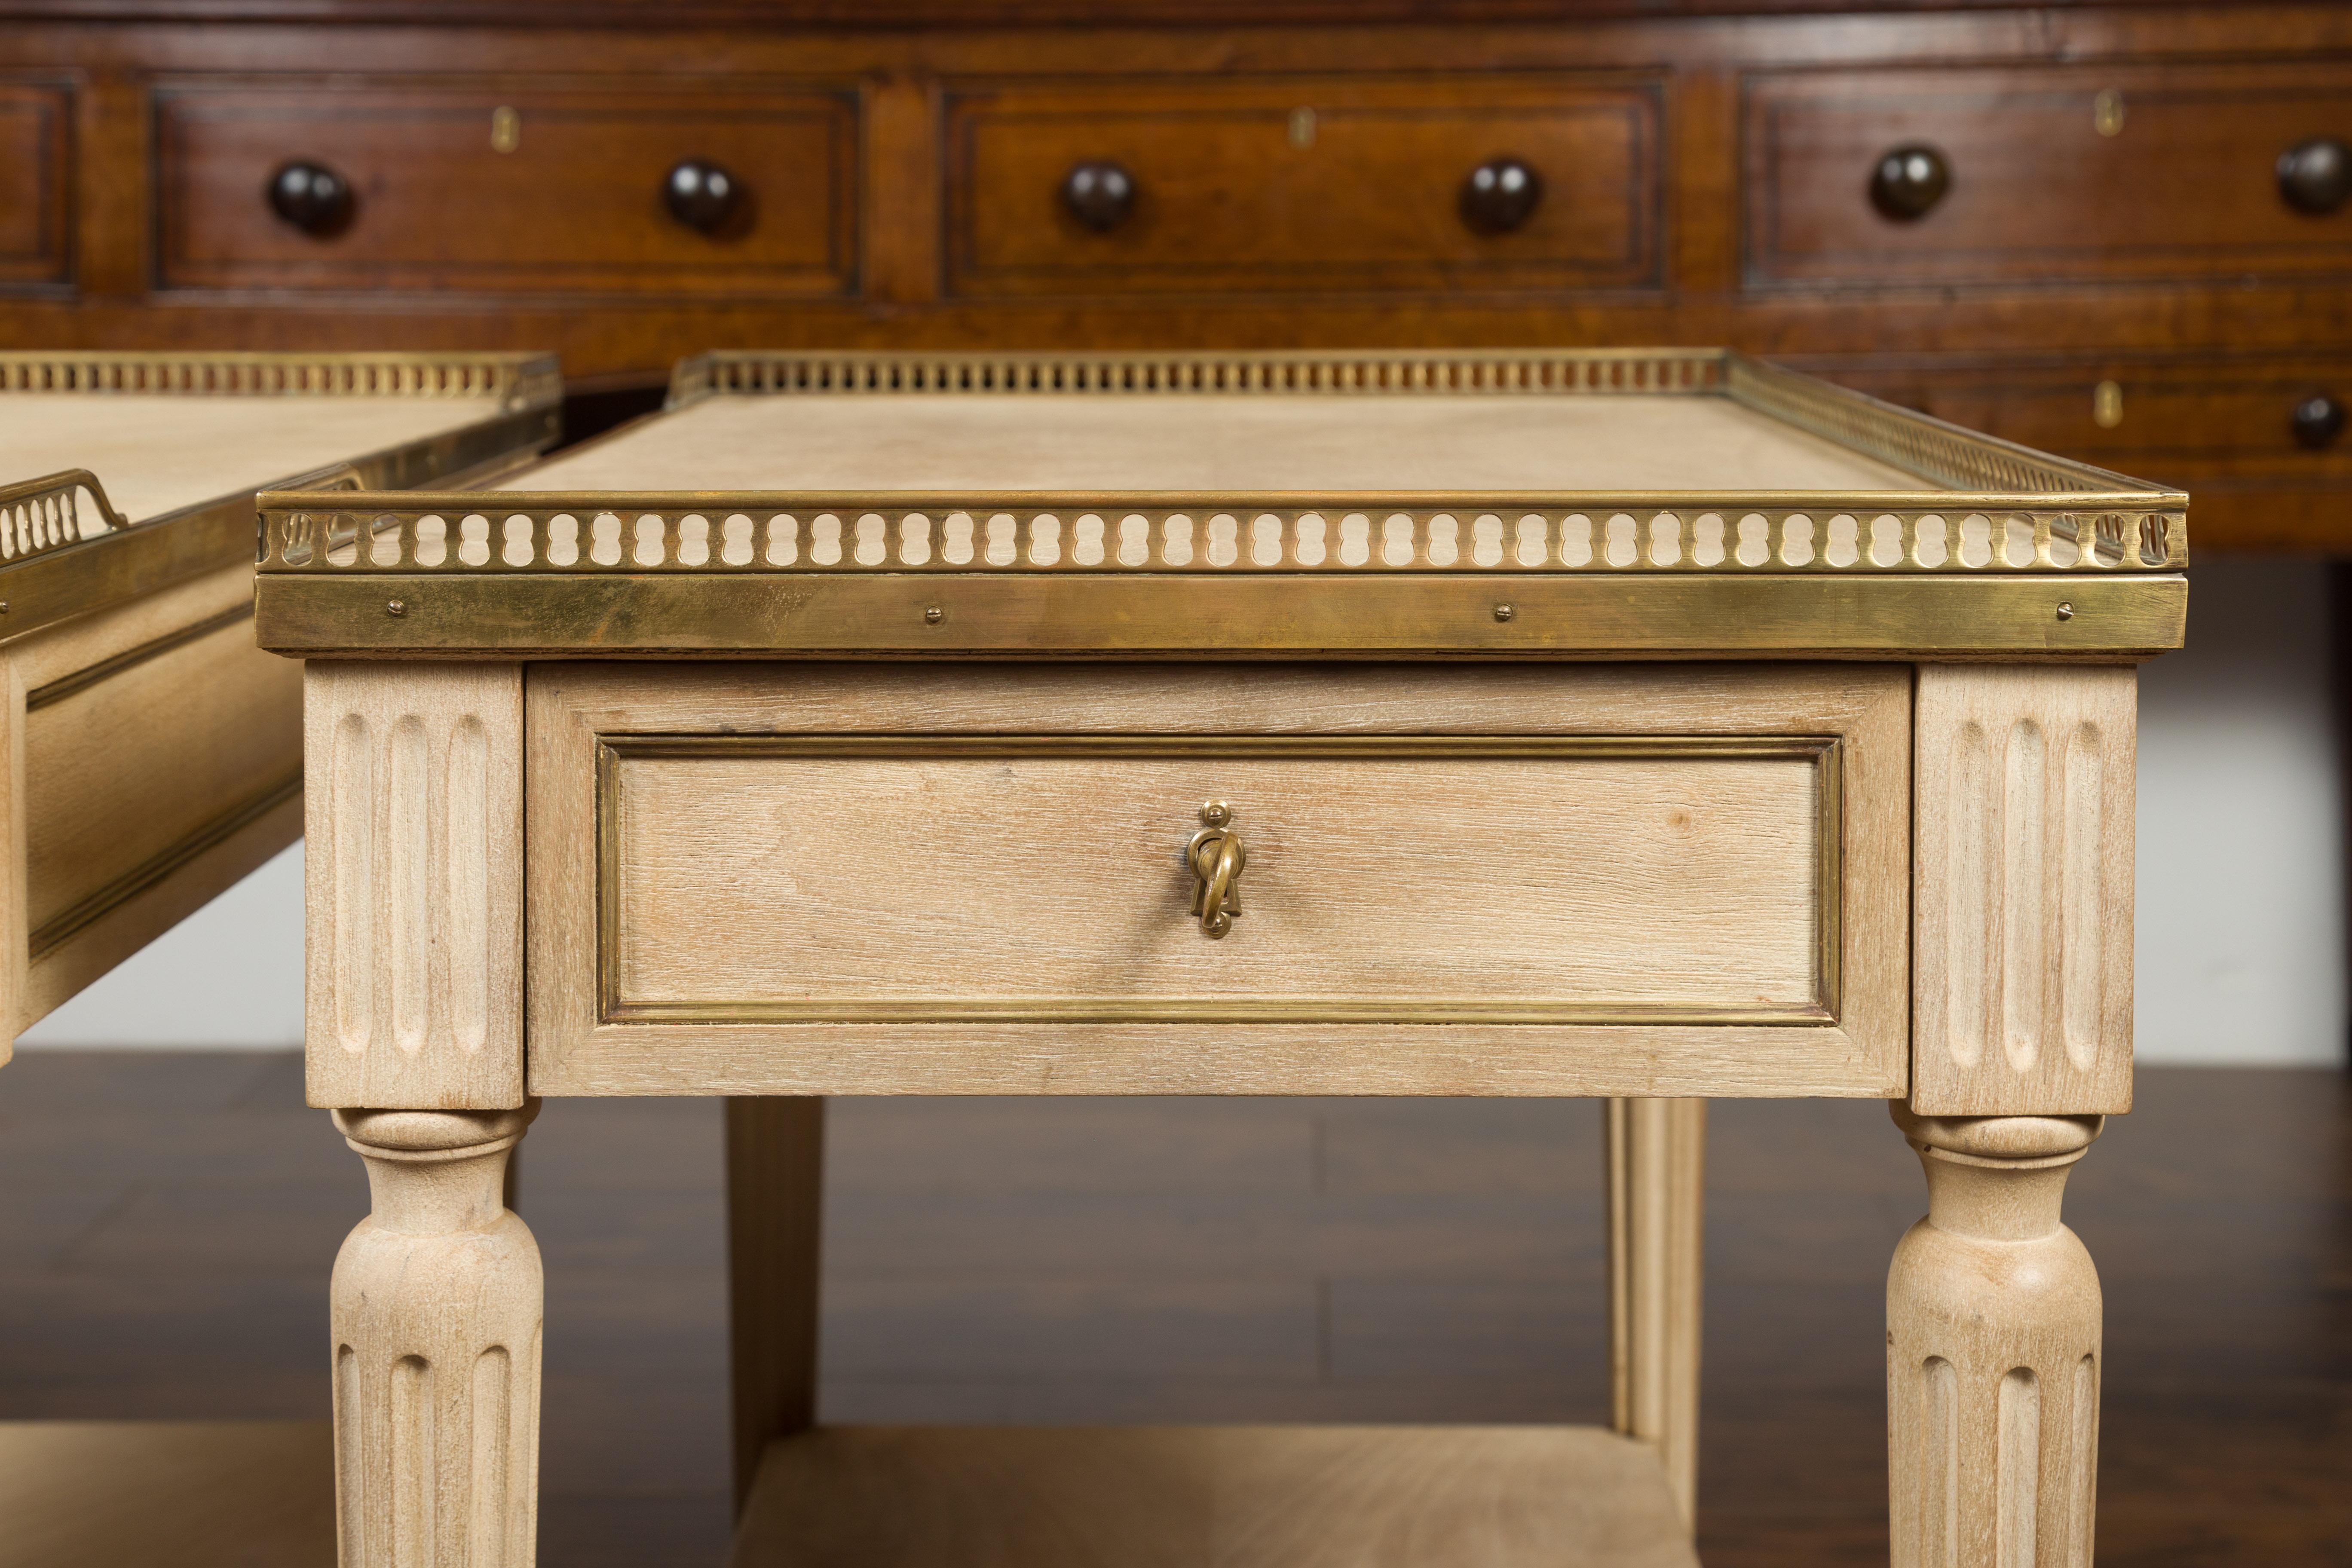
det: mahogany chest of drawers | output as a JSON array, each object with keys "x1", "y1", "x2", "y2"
[{"x1": 0, "y1": 3, "x2": 2344, "y2": 516}]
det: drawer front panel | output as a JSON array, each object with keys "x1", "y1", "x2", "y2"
[
  {"x1": 25, "y1": 609, "x2": 301, "y2": 948},
  {"x1": 1823, "y1": 357, "x2": 2352, "y2": 480},
  {"x1": 0, "y1": 80, "x2": 70, "y2": 291},
  {"x1": 155, "y1": 79, "x2": 858, "y2": 297},
  {"x1": 604, "y1": 736, "x2": 1832, "y2": 1024},
  {"x1": 528, "y1": 665, "x2": 1908, "y2": 1099},
  {"x1": 15, "y1": 565, "x2": 306, "y2": 1027},
  {"x1": 1747, "y1": 62, "x2": 2352, "y2": 288},
  {"x1": 945, "y1": 76, "x2": 1662, "y2": 298}
]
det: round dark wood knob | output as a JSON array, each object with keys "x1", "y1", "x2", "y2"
[
  {"x1": 2278, "y1": 137, "x2": 2351, "y2": 216},
  {"x1": 266, "y1": 160, "x2": 353, "y2": 236},
  {"x1": 1062, "y1": 162, "x2": 1134, "y2": 233},
  {"x1": 665, "y1": 160, "x2": 742, "y2": 233},
  {"x1": 2292, "y1": 393, "x2": 2346, "y2": 450},
  {"x1": 1869, "y1": 144, "x2": 1951, "y2": 221},
  {"x1": 1459, "y1": 157, "x2": 1544, "y2": 234}
]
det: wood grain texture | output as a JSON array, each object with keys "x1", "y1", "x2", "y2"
[
  {"x1": 305, "y1": 662, "x2": 524, "y2": 1111},
  {"x1": 1608, "y1": 1096, "x2": 1705, "y2": 1531},
  {"x1": 603, "y1": 737, "x2": 1830, "y2": 1023},
  {"x1": 942, "y1": 74, "x2": 1661, "y2": 298},
  {"x1": 1886, "y1": 1108, "x2": 2105, "y2": 1568},
  {"x1": 515, "y1": 387, "x2": 1921, "y2": 493},
  {"x1": 525, "y1": 661, "x2": 1909, "y2": 1098},
  {"x1": 1, "y1": 9, "x2": 2347, "y2": 411},
  {"x1": 0, "y1": 77, "x2": 70, "y2": 292},
  {"x1": 0, "y1": 561, "x2": 302, "y2": 1038},
  {"x1": 727, "y1": 1096, "x2": 825, "y2": 1512},
  {"x1": 728, "y1": 1425, "x2": 1700, "y2": 1568},
  {"x1": 330, "y1": 1106, "x2": 542, "y2": 1568},
  {"x1": 0, "y1": 392, "x2": 512, "y2": 528},
  {"x1": 0, "y1": 1421, "x2": 334, "y2": 1568},
  {"x1": 154, "y1": 78, "x2": 859, "y2": 297},
  {"x1": 1912, "y1": 664, "x2": 2134, "y2": 1117},
  {"x1": 1746, "y1": 60, "x2": 2352, "y2": 288}
]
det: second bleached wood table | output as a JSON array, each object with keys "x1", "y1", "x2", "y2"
[{"x1": 254, "y1": 348, "x2": 2182, "y2": 1568}]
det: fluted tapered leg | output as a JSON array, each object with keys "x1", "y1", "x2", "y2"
[
  {"x1": 1887, "y1": 1106, "x2": 2104, "y2": 1568},
  {"x1": 1605, "y1": 1096, "x2": 1705, "y2": 1531},
  {"x1": 331, "y1": 1103, "x2": 542, "y2": 1568}
]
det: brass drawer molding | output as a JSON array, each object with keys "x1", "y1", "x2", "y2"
[
  {"x1": 1186, "y1": 801, "x2": 1246, "y2": 938},
  {"x1": 588, "y1": 731, "x2": 1846, "y2": 1029}
]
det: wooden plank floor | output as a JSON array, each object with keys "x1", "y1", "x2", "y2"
[{"x1": 0, "y1": 1055, "x2": 2343, "y2": 1567}]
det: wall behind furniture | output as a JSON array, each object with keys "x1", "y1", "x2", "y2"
[
  {"x1": 2135, "y1": 556, "x2": 2346, "y2": 1064},
  {"x1": 18, "y1": 563, "x2": 2345, "y2": 1064}
]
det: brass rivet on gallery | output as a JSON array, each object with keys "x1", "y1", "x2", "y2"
[
  {"x1": 1493, "y1": 603, "x2": 1515, "y2": 622},
  {"x1": 386, "y1": 599, "x2": 407, "y2": 618},
  {"x1": 2056, "y1": 601, "x2": 2075, "y2": 621},
  {"x1": 925, "y1": 605, "x2": 944, "y2": 624},
  {"x1": 2093, "y1": 89, "x2": 2125, "y2": 138}
]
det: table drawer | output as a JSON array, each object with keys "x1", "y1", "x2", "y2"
[
  {"x1": 16, "y1": 564, "x2": 304, "y2": 1027},
  {"x1": 153, "y1": 78, "x2": 858, "y2": 297},
  {"x1": 525, "y1": 665, "x2": 1907, "y2": 1098},
  {"x1": 1746, "y1": 61, "x2": 2352, "y2": 288},
  {"x1": 943, "y1": 75, "x2": 1663, "y2": 298},
  {"x1": 1822, "y1": 356, "x2": 2352, "y2": 480}
]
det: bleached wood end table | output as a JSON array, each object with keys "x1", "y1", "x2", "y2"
[
  {"x1": 254, "y1": 349, "x2": 2184, "y2": 1568},
  {"x1": 0, "y1": 350, "x2": 556, "y2": 1055}
]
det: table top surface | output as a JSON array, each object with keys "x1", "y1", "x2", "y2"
[
  {"x1": 6, "y1": 394, "x2": 504, "y2": 528},
  {"x1": 251, "y1": 349, "x2": 2190, "y2": 662},
  {"x1": 519, "y1": 390, "x2": 1923, "y2": 495},
  {"x1": 0, "y1": 352, "x2": 559, "y2": 647}
]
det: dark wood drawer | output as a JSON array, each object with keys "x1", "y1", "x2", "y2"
[
  {"x1": 154, "y1": 78, "x2": 859, "y2": 297},
  {"x1": 943, "y1": 75, "x2": 1663, "y2": 298},
  {"x1": 1746, "y1": 61, "x2": 2352, "y2": 289},
  {"x1": 1823, "y1": 358, "x2": 2352, "y2": 481},
  {"x1": 0, "y1": 79, "x2": 70, "y2": 292},
  {"x1": 1817, "y1": 355, "x2": 2352, "y2": 548}
]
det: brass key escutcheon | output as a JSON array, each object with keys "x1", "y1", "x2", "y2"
[{"x1": 1187, "y1": 801, "x2": 1247, "y2": 939}]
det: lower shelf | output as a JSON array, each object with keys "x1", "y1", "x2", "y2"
[
  {"x1": 730, "y1": 1424, "x2": 1698, "y2": 1568},
  {"x1": 0, "y1": 1421, "x2": 334, "y2": 1568}
]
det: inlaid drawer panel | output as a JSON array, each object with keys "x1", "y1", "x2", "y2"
[
  {"x1": 153, "y1": 78, "x2": 858, "y2": 297},
  {"x1": 1747, "y1": 62, "x2": 2352, "y2": 288},
  {"x1": 525, "y1": 664, "x2": 1908, "y2": 1099},
  {"x1": 943, "y1": 75, "x2": 1663, "y2": 297},
  {"x1": 0, "y1": 79, "x2": 71, "y2": 291}
]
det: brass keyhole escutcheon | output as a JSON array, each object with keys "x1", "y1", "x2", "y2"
[{"x1": 1187, "y1": 801, "x2": 1247, "y2": 939}]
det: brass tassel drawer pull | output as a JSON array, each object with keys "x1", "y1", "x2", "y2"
[{"x1": 1187, "y1": 801, "x2": 1247, "y2": 938}]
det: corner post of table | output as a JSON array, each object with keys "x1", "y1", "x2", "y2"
[
  {"x1": 303, "y1": 660, "x2": 535, "y2": 1565},
  {"x1": 1606, "y1": 1096, "x2": 1706, "y2": 1531},
  {"x1": 1897, "y1": 663, "x2": 2137, "y2": 1567},
  {"x1": 333, "y1": 1103, "x2": 544, "y2": 1568},
  {"x1": 725, "y1": 1095, "x2": 827, "y2": 1512}
]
